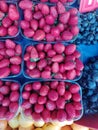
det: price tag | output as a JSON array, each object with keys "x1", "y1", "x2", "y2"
[{"x1": 79, "y1": 0, "x2": 98, "y2": 13}]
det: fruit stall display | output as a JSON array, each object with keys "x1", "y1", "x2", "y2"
[
  {"x1": 0, "y1": 0, "x2": 98, "y2": 129},
  {"x1": 0, "y1": 116, "x2": 93, "y2": 130}
]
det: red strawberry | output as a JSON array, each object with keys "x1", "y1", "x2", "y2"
[
  {"x1": 52, "y1": 55, "x2": 64, "y2": 63},
  {"x1": 10, "y1": 56, "x2": 22, "y2": 65},
  {"x1": 65, "y1": 55, "x2": 75, "y2": 62},
  {"x1": 75, "y1": 69, "x2": 81, "y2": 76},
  {"x1": 75, "y1": 59, "x2": 84, "y2": 71},
  {"x1": 52, "y1": 62, "x2": 59, "y2": 73},
  {"x1": 75, "y1": 110, "x2": 81, "y2": 118},
  {"x1": 72, "y1": 93, "x2": 81, "y2": 102},
  {"x1": 64, "y1": 61, "x2": 75, "y2": 70},
  {"x1": 57, "y1": 109, "x2": 67, "y2": 122},
  {"x1": 57, "y1": 83, "x2": 65, "y2": 96},
  {"x1": 65, "y1": 44, "x2": 76, "y2": 55},
  {"x1": 73, "y1": 102, "x2": 82, "y2": 110},
  {"x1": 64, "y1": 91, "x2": 72, "y2": 100},
  {"x1": 30, "y1": 46, "x2": 38, "y2": 60},
  {"x1": 69, "y1": 84, "x2": 80, "y2": 94},
  {"x1": 73, "y1": 50, "x2": 81, "y2": 58},
  {"x1": 65, "y1": 103, "x2": 76, "y2": 119},
  {"x1": 66, "y1": 69, "x2": 76, "y2": 80},
  {"x1": 57, "y1": 2, "x2": 66, "y2": 14},
  {"x1": 59, "y1": 12, "x2": 70, "y2": 24},
  {"x1": 50, "y1": 6, "x2": 58, "y2": 18},
  {"x1": 0, "y1": 11, "x2": 5, "y2": 20}
]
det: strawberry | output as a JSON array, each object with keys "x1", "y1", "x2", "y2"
[
  {"x1": 59, "y1": 12, "x2": 70, "y2": 24},
  {"x1": 65, "y1": 55, "x2": 75, "y2": 62},
  {"x1": 5, "y1": 39, "x2": 16, "y2": 49},
  {"x1": 8, "y1": 4, "x2": 19, "y2": 21},
  {"x1": 50, "y1": 6, "x2": 58, "y2": 18},
  {"x1": 65, "y1": 44, "x2": 76, "y2": 55},
  {"x1": 64, "y1": 61, "x2": 76, "y2": 70},
  {"x1": 73, "y1": 50, "x2": 81, "y2": 58},
  {"x1": 32, "y1": 112, "x2": 41, "y2": 121},
  {"x1": 73, "y1": 102, "x2": 82, "y2": 110},
  {"x1": 52, "y1": 55, "x2": 64, "y2": 63},
  {"x1": 57, "y1": 109, "x2": 67, "y2": 122},
  {"x1": 75, "y1": 110, "x2": 81, "y2": 118},
  {"x1": 57, "y1": 83, "x2": 65, "y2": 96},
  {"x1": 52, "y1": 62, "x2": 59, "y2": 73},
  {"x1": 10, "y1": 56, "x2": 22, "y2": 65},
  {"x1": 72, "y1": 93, "x2": 81, "y2": 102},
  {"x1": 30, "y1": 46, "x2": 38, "y2": 61},
  {"x1": 66, "y1": 69, "x2": 76, "y2": 80},
  {"x1": 69, "y1": 84, "x2": 80, "y2": 94},
  {"x1": 57, "y1": 2, "x2": 66, "y2": 14},
  {"x1": 65, "y1": 103, "x2": 76, "y2": 119},
  {"x1": 75, "y1": 59, "x2": 84, "y2": 71},
  {"x1": 75, "y1": 69, "x2": 81, "y2": 76},
  {"x1": 64, "y1": 91, "x2": 72, "y2": 100},
  {"x1": 0, "y1": 11, "x2": 5, "y2": 20}
]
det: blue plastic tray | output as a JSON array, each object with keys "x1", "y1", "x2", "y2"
[
  {"x1": 0, "y1": 0, "x2": 20, "y2": 39},
  {"x1": 23, "y1": 42, "x2": 83, "y2": 82},
  {"x1": 19, "y1": 2, "x2": 79, "y2": 43},
  {"x1": 0, "y1": 79, "x2": 21, "y2": 120},
  {"x1": 0, "y1": 39, "x2": 23, "y2": 79},
  {"x1": 20, "y1": 80, "x2": 83, "y2": 122}
]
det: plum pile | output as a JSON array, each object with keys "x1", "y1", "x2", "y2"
[
  {"x1": 22, "y1": 81, "x2": 82, "y2": 122},
  {"x1": 24, "y1": 43, "x2": 84, "y2": 80},
  {"x1": 0, "y1": 1, "x2": 19, "y2": 37},
  {"x1": 19, "y1": 0, "x2": 79, "y2": 42},
  {"x1": 79, "y1": 56, "x2": 98, "y2": 115},
  {"x1": 0, "y1": 80, "x2": 20, "y2": 120},
  {"x1": 0, "y1": 39, "x2": 22, "y2": 78},
  {"x1": 75, "y1": 10, "x2": 98, "y2": 45}
]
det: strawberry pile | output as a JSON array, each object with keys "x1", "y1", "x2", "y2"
[
  {"x1": 34, "y1": 0, "x2": 74, "y2": 4},
  {"x1": 0, "y1": 1, "x2": 19, "y2": 37},
  {"x1": 0, "y1": 39, "x2": 22, "y2": 78},
  {"x1": 22, "y1": 81, "x2": 82, "y2": 122},
  {"x1": 0, "y1": 80, "x2": 20, "y2": 120},
  {"x1": 24, "y1": 43, "x2": 84, "y2": 80},
  {"x1": 19, "y1": 0, "x2": 79, "y2": 42}
]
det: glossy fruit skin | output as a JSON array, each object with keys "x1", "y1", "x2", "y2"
[
  {"x1": 0, "y1": 2, "x2": 19, "y2": 37},
  {"x1": 22, "y1": 81, "x2": 82, "y2": 122},
  {"x1": 24, "y1": 43, "x2": 83, "y2": 80},
  {"x1": 19, "y1": 1, "x2": 78, "y2": 42}
]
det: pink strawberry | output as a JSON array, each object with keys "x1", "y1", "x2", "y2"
[
  {"x1": 64, "y1": 44, "x2": 76, "y2": 55},
  {"x1": 32, "y1": 112, "x2": 41, "y2": 121},
  {"x1": 50, "y1": 6, "x2": 58, "y2": 18},
  {"x1": 64, "y1": 61, "x2": 75, "y2": 70},
  {"x1": 73, "y1": 101, "x2": 82, "y2": 110},
  {"x1": 66, "y1": 69, "x2": 76, "y2": 80},
  {"x1": 72, "y1": 93, "x2": 81, "y2": 102},
  {"x1": 57, "y1": 83, "x2": 65, "y2": 96},
  {"x1": 65, "y1": 55, "x2": 75, "y2": 62},
  {"x1": 57, "y1": 109, "x2": 67, "y2": 122},
  {"x1": 59, "y1": 12, "x2": 70, "y2": 24},
  {"x1": 73, "y1": 50, "x2": 81, "y2": 58},
  {"x1": 75, "y1": 69, "x2": 81, "y2": 76},
  {"x1": 64, "y1": 91, "x2": 72, "y2": 100},
  {"x1": 75, "y1": 110, "x2": 81, "y2": 118},
  {"x1": 30, "y1": 46, "x2": 38, "y2": 60},
  {"x1": 65, "y1": 103, "x2": 76, "y2": 119},
  {"x1": 69, "y1": 84, "x2": 80, "y2": 94},
  {"x1": 57, "y1": 2, "x2": 66, "y2": 14},
  {"x1": 75, "y1": 59, "x2": 84, "y2": 71}
]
